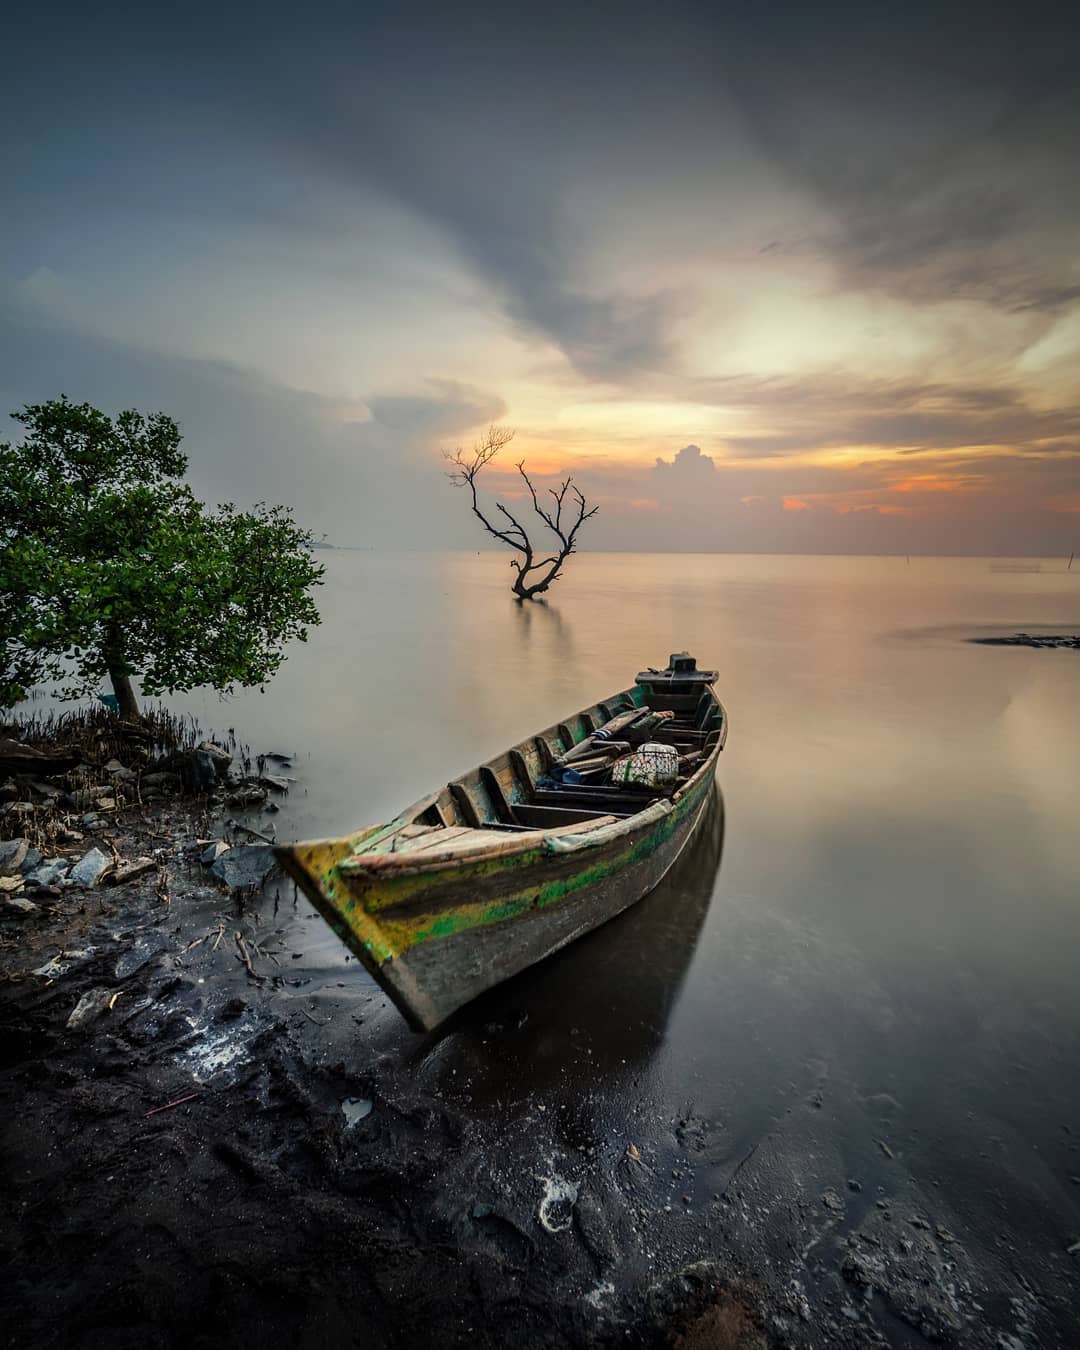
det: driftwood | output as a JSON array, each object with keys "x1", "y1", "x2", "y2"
[{"x1": 0, "y1": 738, "x2": 82, "y2": 776}]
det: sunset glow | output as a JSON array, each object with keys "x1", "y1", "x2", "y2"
[{"x1": 2, "y1": 2, "x2": 1077, "y2": 555}]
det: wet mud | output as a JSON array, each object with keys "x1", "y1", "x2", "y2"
[{"x1": 2, "y1": 790, "x2": 1078, "y2": 1348}]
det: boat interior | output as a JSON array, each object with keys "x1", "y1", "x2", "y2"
[{"x1": 361, "y1": 660, "x2": 726, "y2": 859}]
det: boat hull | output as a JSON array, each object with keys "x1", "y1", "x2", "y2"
[
  {"x1": 386, "y1": 774, "x2": 715, "y2": 1029},
  {"x1": 280, "y1": 767, "x2": 716, "y2": 1031},
  {"x1": 277, "y1": 670, "x2": 726, "y2": 1031}
]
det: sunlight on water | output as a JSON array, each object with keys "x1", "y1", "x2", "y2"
[{"x1": 153, "y1": 551, "x2": 1080, "y2": 1262}]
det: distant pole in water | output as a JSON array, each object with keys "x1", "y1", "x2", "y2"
[{"x1": 1069, "y1": 552, "x2": 1074, "y2": 571}]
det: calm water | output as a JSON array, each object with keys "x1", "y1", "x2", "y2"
[{"x1": 166, "y1": 552, "x2": 1080, "y2": 1323}]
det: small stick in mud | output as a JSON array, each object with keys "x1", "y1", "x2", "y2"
[
  {"x1": 144, "y1": 1092, "x2": 199, "y2": 1118},
  {"x1": 249, "y1": 936, "x2": 280, "y2": 967},
  {"x1": 719, "y1": 1139, "x2": 763, "y2": 1198},
  {"x1": 234, "y1": 931, "x2": 260, "y2": 981}
]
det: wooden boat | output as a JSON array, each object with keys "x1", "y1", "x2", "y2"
[{"x1": 275, "y1": 653, "x2": 727, "y2": 1031}]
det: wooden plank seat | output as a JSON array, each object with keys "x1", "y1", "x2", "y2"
[
  {"x1": 513, "y1": 802, "x2": 631, "y2": 828},
  {"x1": 649, "y1": 728, "x2": 712, "y2": 747},
  {"x1": 532, "y1": 786, "x2": 663, "y2": 813}
]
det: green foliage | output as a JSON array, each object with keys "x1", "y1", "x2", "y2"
[{"x1": 0, "y1": 396, "x2": 324, "y2": 712}]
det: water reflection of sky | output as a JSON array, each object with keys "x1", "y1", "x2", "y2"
[{"x1": 118, "y1": 552, "x2": 1080, "y2": 1294}]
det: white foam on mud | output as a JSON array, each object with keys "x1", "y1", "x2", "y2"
[
  {"x1": 538, "y1": 1173, "x2": 579, "y2": 1233},
  {"x1": 182, "y1": 1023, "x2": 252, "y2": 1082},
  {"x1": 32, "y1": 949, "x2": 93, "y2": 978},
  {"x1": 583, "y1": 1281, "x2": 614, "y2": 1309}
]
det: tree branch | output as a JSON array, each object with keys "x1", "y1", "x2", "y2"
[{"x1": 445, "y1": 427, "x2": 597, "y2": 600}]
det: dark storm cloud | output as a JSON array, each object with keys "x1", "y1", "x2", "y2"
[
  {"x1": 247, "y1": 6, "x2": 700, "y2": 381},
  {"x1": 1, "y1": 1, "x2": 696, "y2": 381},
  {"x1": 6, "y1": 0, "x2": 1077, "y2": 368},
  {"x1": 716, "y1": 1, "x2": 1080, "y2": 309}
]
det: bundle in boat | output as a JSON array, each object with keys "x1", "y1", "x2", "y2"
[{"x1": 544, "y1": 707, "x2": 677, "y2": 787}]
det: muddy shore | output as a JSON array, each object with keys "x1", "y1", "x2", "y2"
[{"x1": 2, "y1": 743, "x2": 1078, "y2": 1347}]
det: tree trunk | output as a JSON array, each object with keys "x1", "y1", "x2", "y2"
[
  {"x1": 513, "y1": 555, "x2": 563, "y2": 601},
  {"x1": 105, "y1": 632, "x2": 141, "y2": 719},
  {"x1": 108, "y1": 665, "x2": 140, "y2": 719}
]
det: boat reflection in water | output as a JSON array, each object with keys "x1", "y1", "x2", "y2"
[{"x1": 415, "y1": 785, "x2": 725, "y2": 1107}]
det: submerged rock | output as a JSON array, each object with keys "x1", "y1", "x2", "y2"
[
  {"x1": 973, "y1": 633, "x2": 1080, "y2": 649},
  {"x1": 210, "y1": 844, "x2": 276, "y2": 892}
]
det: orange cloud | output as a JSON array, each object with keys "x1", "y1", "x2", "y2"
[
  {"x1": 782, "y1": 497, "x2": 811, "y2": 511},
  {"x1": 890, "y1": 473, "x2": 981, "y2": 494}
]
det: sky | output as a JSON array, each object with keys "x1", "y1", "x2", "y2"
[{"x1": 2, "y1": 0, "x2": 1078, "y2": 555}]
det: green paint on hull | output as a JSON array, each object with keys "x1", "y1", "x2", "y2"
[
  {"x1": 274, "y1": 672, "x2": 727, "y2": 1029},
  {"x1": 326, "y1": 771, "x2": 708, "y2": 965}
]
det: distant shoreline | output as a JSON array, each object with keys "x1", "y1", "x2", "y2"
[{"x1": 971, "y1": 632, "x2": 1080, "y2": 649}]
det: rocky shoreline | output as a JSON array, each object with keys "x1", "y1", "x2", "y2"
[
  {"x1": 2, "y1": 721, "x2": 1078, "y2": 1348},
  {"x1": 0, "y1": 776, "x2": 772, "y2": 1349}
]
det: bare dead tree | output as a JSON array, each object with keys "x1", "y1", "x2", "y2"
[{"x1": 445, "y1": 426, "x2": 598, "y2": 601}]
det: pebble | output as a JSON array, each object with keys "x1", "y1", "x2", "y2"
[
  {"x1": 66, "y1": 987, "x2": 114, "y2": 1030},
  {"x1": 69, "y1": 847, "x2": 112, "y2": 888},
  {"x1": 23, "y1": 858, "x2": 69, "y2": 888}
]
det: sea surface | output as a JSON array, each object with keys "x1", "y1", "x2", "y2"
[{"x1": 118, "y1": 552, "x2": 1080, "y2": 1329}]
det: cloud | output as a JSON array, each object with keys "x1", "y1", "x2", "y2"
[
  {"x1": 654, "y1": 444, "x2": 717, "y2": 476},
  {"x1": 0, "y1": 284, "x2": 495, "y2": 550},
  {"x1": 651, "y1": 373, "x2": 1080, "y2": 459},
  {"x1": 4, "y1": 0, "x2": 1080, "y2": 559},
  {"x1": 720, "y1": 6, "x2": 1080, "y2": 313},
  {"x1": 365, "y1": 381, "x2": 506, "y2": 441}
]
